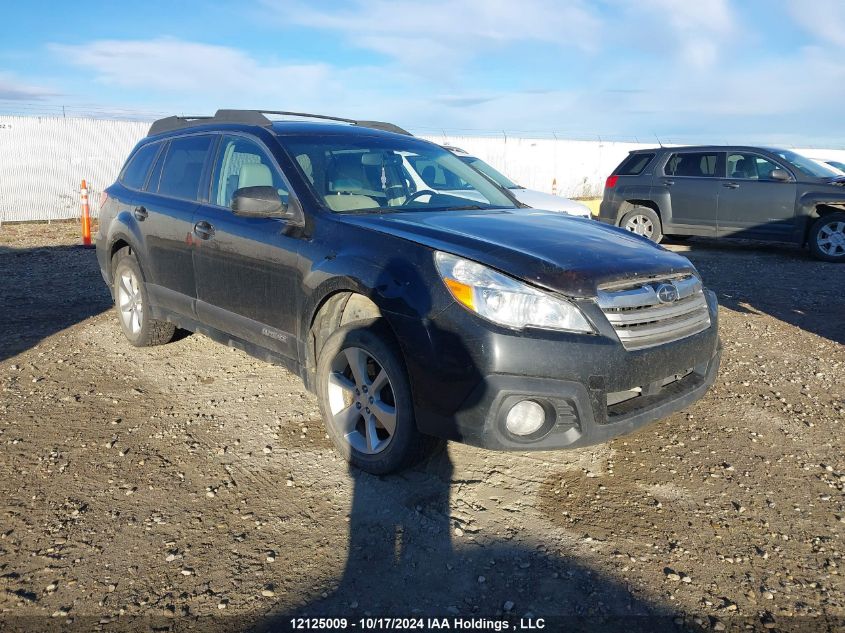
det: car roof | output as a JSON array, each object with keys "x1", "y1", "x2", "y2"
[{"x1": 629, "y1": 145, "x2": 790, "y2": 154}]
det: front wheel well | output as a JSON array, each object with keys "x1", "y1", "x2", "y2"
[
  {"x1": 305, "y1": 291, "x2": 386, "y2": 390},
  {"x1": 804, "y1": 204, "x2": 845, "y2": 244},
  {"x1": 814, "y1": 203, "x2": 845, "y2": 218}
]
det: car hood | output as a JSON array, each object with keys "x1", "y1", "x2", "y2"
[
  {"x1": 510, "y1": 188, "x2": 592, "y2": 217},
  {"x1": 338, "y1": 209, "x2": 698, "y2": 297}
]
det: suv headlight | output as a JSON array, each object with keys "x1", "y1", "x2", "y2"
[{"x1": 434, "y1": 251, "x2": 593, "y2": 333}]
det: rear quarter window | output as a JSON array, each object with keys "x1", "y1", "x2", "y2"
[
  {"x1": 119, "y1": 142, "x2": 161, "y2": 190},
  {"x1": 616, "y1": 153, "x2": 655, "y2": 176}
]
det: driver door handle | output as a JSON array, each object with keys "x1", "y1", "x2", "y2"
[
  {"x1": 663, "y1": 179, "x2": 674, "y2": 187},
  {"x1": 723, "y1": 182, "x2": 740, "y2": 189},
  {"x1": 193, "y1": 220, "x2": 215, "y2": 240}
]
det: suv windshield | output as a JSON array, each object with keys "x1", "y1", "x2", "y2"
[
  {"x1": 281, "y1": 134, "x2": 517, "y2": 213},
  {"x1": 459, "y1": 156, "x2": 521, "y2": 189},
  {"x1": 771, "y1": 149, "x2": 840, "y2": 179}
]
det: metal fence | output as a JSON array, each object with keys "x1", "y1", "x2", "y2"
[
  {"x1": 2, "y1": 115, "x2": 844, "y2": 222},
  {"x1": 0, "y1": 116, "x2": 149, "y2": 222}
]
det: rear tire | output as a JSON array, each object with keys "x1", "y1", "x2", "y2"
[
  {"x1": 808, "y1": 213, "x2": 845, "y2": 262},
  {"x1": 316, "y1": 319, "x2": 441, "y2": 474},
  {"x1": 620, "y1": 206, "x2": 663, "y2": 243},
  {"x1": 112, "y1": 247, "x2": 177, "y2": 346}
]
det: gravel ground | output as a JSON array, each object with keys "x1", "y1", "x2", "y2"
[{"x1": 0, "y1": 223, "x2": 843, "y2": 633}]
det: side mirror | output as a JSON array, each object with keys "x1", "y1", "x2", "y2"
[
  {"x1": 232, "y1": 186, "x2": 285, "y2": 218},
  {"x1": 770, "y1": 169, "x2": 791, "y2": 182}
]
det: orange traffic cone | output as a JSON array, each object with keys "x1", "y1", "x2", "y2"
[{"x1": 80, "y1": 179, "x2": 93, "y2": 248}]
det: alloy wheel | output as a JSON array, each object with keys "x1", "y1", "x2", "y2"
[
  {"x1": 817, "y1": 220, "x2": 845, "y2": 257},
  {"x1": 117, "y1": 269, "x2": 143, "y2": 334},
  {"x1": 326, "y1": 346, "x2": 397, "y2": 455},
  {"x1": 624, "y1": 214, "x2": 655, "y2": 238}
]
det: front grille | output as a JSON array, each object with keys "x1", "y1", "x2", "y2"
[{"x1": 597, "y1": 274, "x2": 711, "y2": 350}]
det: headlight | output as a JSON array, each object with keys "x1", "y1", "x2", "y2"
[{"x1": 434, "y1": 251, "x2": 593, "y2": 333}]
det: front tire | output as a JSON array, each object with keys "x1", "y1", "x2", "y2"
[
  {"x1": 316, "y1": 320, "x2": 440, "y2": 474},
  {"x1": 112, "y1": 247, "x2": 177, "y2": 346},
  {"x1": 620, "y1": 206, "x2": 663, "y2": 243},
  {"x1": 809, "y1": 213, "x2": 845, "y2": 262}
]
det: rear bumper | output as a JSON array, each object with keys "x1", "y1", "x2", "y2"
[
  {"x1": 392, "y1": 289, "x2": 721, "y2": 451},
  {"x1": 598, "y1": 199, "x2": 620, "y2": 225}
]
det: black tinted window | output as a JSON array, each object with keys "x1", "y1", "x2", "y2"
[
  {"x1": 120, "y1": 142, "x2": 160, "y2": 190},
  {"x1": 617, "y1": 153, "x2": 655, "y2": 176},
  {"x1": 665, "y1": 152, "x2": 719, "y2": 177},
  {"x1": 157, "y1": 135, "x2": 213, "y2": 200}
]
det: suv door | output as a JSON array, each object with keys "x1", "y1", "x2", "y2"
[
  {"x1": 660, "y1": 151, "x2": 723, "y2": 235},
  {"x1": 193, "y1": 134, "x2": 301, "y2": 360},
  {"x1": 716, "y1": 152, "x2": 798, "y2": 240},
  {"x1": 139, "y1": 134, "x2": 215, "y2": 316}
]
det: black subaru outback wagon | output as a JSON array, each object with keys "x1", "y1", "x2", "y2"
[
  {"x1": 599, "y1": 145, "x2": 845, "y2": 261},
  {"x1": 97, "y1": 110, "x2": 721, "y2": 473}
]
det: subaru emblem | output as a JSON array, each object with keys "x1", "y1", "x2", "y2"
[{"x1": 656, "y1": 283, "x2": 679, "y2": 303}]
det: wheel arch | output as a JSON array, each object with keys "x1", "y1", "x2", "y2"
[
  {"x1": 303, "y1": 284, "x2": 400, "y2": 392},
  {"x1": 105, "y1": 212, "x2": 148, "y2": 284},
  {"x1": 621, "y1": 199, "x2": 662, "y2": 222},
  {"x1": 803, "y1": 202, "x2": 845, "y2": 245}
]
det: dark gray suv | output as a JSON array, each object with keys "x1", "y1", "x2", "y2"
[{"x1": 598, "y1": 145, "x2": 845, "y2": 262}]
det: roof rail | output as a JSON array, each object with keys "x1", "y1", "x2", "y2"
[{"x1": 147, "y1": 109, "x2": 411, "y2": 137}]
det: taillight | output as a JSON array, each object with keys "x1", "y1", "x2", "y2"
[
  {"x1": 605, "y1": 175, "x2": 619, "y2": 189},
  {"x1": 99, "y1": 191, "x2": 109, "y2": 210}
]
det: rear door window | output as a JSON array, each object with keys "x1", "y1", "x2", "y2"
[
  {"x1": 616, "y1": 153, "x2": 655, "y2": 176},
  {"x1": 157, "y1": 135, "x2": 214, "y2": 201},
  {"x1": 120, "y1": 142, "x2": 161, "y2": 190},
  {"x1": 664, "y1": 152, "x2": 720, "y2": 177}
]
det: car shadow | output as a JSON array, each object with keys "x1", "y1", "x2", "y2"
[
  {"x1": 665, "y1": 237, "x2": 844, "y2": 345},
  {"x1": 254, "y1": 447, "x2": 685, "y2": 633},
  {"x1": 0, "y1": 244, "x2": 113, "y2": 363}
]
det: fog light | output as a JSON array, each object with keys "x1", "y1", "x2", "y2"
[{"x1": 505, "y1": 400, "x2": 546, "y2": 436}]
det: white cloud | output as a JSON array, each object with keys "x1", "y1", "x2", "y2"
[
  {"x1": 785, "y1": 0, "x2": 845, "y2": 48},
  {"x1": 262, "y1": 0, "x2": 602, "y2": 75},
  {"x1": 609, "y1": 0, "x2": 737, "y2": 69},
  {"x1": 50, "y1": 38, "x2": 332, "y2": 100},
  {"x1": 0, "y1": 72, "x2": 57, "y2": 100}
]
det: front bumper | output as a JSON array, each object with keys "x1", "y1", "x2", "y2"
[{"x1": 392, "y1": 289, "x2": 720, "y2": 451}]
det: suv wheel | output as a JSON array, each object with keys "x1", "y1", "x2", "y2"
[
  {"x1": 620, "y1": 206, "x2": 663, "y2": 243},
  {"x1": 316, "y1": 320, "x2": 440, "y2": 474},
  {"x1": 112, "y1": 247, "x2": 177, "y2": 346},
  {"x1": 809, "y1": 213, "x2": 845, "y2": 262}
]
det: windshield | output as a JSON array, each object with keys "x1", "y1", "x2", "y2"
[
  {"x1": 280, "y1": 134, "x2": 517, "y2": 213},
  {"x1": 459, "y1": 156, "x2": 521, "y2": 189},
  {"x1": 771, "y1": 149, "x2": 841, "y2": 179}
]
